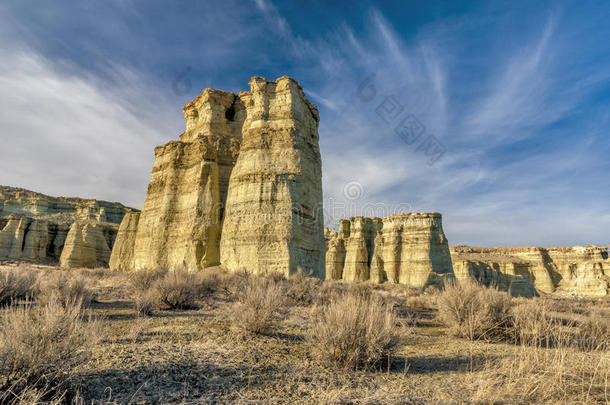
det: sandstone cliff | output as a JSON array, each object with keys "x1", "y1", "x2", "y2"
[
  {"x1": 220, "y1": 77, "x2": 325, "y2": 278},
  {"x1": 325, "y1": 213, "x2": 455, "y2": 288},
  {"x1": 131, "y1": 139, "x2": 224, "y2": 271},
  {"x1": 0, "y1": 186, "x2": 133, "y2": 267},
  {"x1": 108, "y1": 212, "x2": 140, "y2": 272},
  {"x1": 59, "y1": 221, "x2": 113, "y2": 268},
  {"x1": 112, "y1": 89, "x2": 240, "y2": 273},
  {"x1": 111, "y1": 76, "x2": 325, "y2": 277},
  {"x1": 450, "y1": 245, "x2": 610, "y2": 297}
]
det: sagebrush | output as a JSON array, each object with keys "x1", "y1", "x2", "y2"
[
  {"x1": 0, "y1": 297, "x2": 100, "y2": 403},
  {"x1": 309, "y1": 291, "x2": 399, "y2": 370}
]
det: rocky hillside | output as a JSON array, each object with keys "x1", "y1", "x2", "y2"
[
  {"x1": 0, "y1": 186, "x2": 137, "y2": 267},
  {"x1": 451, "y1": 245, "x2": 610, "y2": 297},
  {"x1": 324, "y1": 213, "x2": 454, "y2": 289}
]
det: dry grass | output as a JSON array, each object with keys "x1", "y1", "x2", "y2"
[
  {"x1": 283, "y1": 270, "x2": 322, "y2": 306},
  {"x1": 475, "y1": 330, "x2": 610, "y2": 404},
  {"x1": 129, "y1": 267, "x2": 167, "y2": 293},
  {"x1": 134, "y1": 290, "x2": 155, "y2": 316},
  {"x1": 37, "y1": 271, "x2": 95, "y2": 308},
  {"x1": 154, "y1": 267, "x2": 203, "y2": 310},
  {"x1": 577, "y1": 312, "x2": 609, "y2": 352},
  {"x1": 437, "y1": 279, "x2": 512, "y2": 341},
  {"x1": 230, "y1": 276, "x2": 285, "y2": 335},
  {"x1": 0, "y1": 297, "x2": 100, "y2": 403},
  {"x1": 309, "y1": 290, "x2": 400, "y2": 370},
  {"x1": 0, "y1": 266, "x2": 38, "y2": 306},
  {"x1": 510, "y1": 300, "x2": 563, "y2": 347},
  {"x1": 406, "y1": 294, "x2": 428, "y2": 310},
  {"x1": 0, "y1": 263, "x2": 607, "y2": 404}
]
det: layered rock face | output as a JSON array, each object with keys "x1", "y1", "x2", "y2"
[
  {"x1": 220, "y1": 77, "x2": 325, "y2": 277},
  {"x1": 0, "y1": 186, "x2": 133, "y2": 267},
  {"x1": 325, "y1": 213, "x2": 454, "y2": 288},
  {"x1": 60, "y1": 221, "x2": 113, "y2": 268},
  {"x1": 115, "y1": 88, "x2": 243, "y2": 272},
  {"x1": 131, "y1": 139, "x2": 224, "y2": 271},
  {"x1": 0, "y1": 186, "x2": 129, "y2": 224},
  {"x1": 108, "y1": 212, "x2": 140, "y2": 272},
  {"x1": 111, "y1": 76, "x2": 325, "y2": 277},
  {"x1": 451, "y1": 245, "x2": 610, "y2": 297}
]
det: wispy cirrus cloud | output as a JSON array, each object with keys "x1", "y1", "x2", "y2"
[
  {"x1": 0, "y1": 47, "x2": 180, "y2": 207},
  {"x1": 0, "y1": 0, "x2": 609, "y2": 247}
]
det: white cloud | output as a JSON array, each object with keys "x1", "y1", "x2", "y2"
[
  {"x1": 0, "y1": 47, "x2": 181, "y2": 208},
  {"x1": 1, "y1": 1, "x2": 608, "y2": 248}
]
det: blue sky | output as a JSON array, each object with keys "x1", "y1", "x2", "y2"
[{"x1": 1, "y1": 0, "x2": 609, "y2": 247}]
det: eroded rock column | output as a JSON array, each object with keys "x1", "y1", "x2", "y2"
[{"x1": 220, "y1": 77, "x2": 325, "y2": 278}]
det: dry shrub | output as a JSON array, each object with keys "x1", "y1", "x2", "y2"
[
  {"x1": 544, "y1": 297, "x2": 578, "y2": 314},
  {"x1": 76, "y1": 267, "x2": 109, "y2": 280},
  {"x1": 196, "y1": 268, "x2": 222, "y2": 295},
  {"x1": 406, "y1": 295, "x2": 428, "y2": 310},
  {"x1": 218, "y1": 270, "x2": 252, "y2": 298},
  {"x1": 0, "y1": 267, "x2": 38, "y2": 306},
  {"x1": 154, "y1": 267, "x2": 202, "y2": 310},
  {"x1": 38, "y1": 272, "x2": 94, "y2": 308},
  {"x1": 309, "y1": 291, "x2": 399, "y2": 370},
  {"x1": 129, "y1": 267, "x2": 168, "y2": 293},
  {"x1": 128, "y1": 316, "x2": 149, "y2": 343},
  {"x1": 577, "y1": 312, "x2": 609, "y2": 352},
  {"x1": 316, "y1": 280, "x2": 347, "y2": 305},
  {"x1": 284, "y1": 270, "x2": 322, "y2": 306},
  {"x1": 475, "y1": 339, "x2": 609, "y2": 403},
  {"x1": 510, "y1": 301, "x2": 564, "y2": 347},
  {"x1": 267, "y1": 271, "x2": 287, "y2": 283},
  {"x1": 134, "y1": 291, "x2": 156, "y2": 316},
  {"x1": 437, "y1": 279, "x2": 512, "y2": 341},
  {"x1": 347, "y1": 282, "x2": 373, "y2": 299},
  {"x1": 231, "y1": 276, "x2": 285, "y2": 335},
  {"x1": 0, "y1": 297, "x2": 100, "y2": 403}
]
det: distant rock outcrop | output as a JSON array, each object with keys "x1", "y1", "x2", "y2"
[
  {"x1": 0, "y1": 186, "x2": 134, "y2": 267},
  {"x1": 450, "y1": 245, "x2": 610, "y2": 297},
  {"x1": 60, "y1": 221, "x2": 113, "y2": 268},
  {"x1": 108, "y1": 212, "x2": 140, "y2": 272},
  {"x1": 325, "y1": 213, "x2": 455, "y2": 288},
  {"x1": 111, "y1": 76, "x2": 325, "y2": 277}
]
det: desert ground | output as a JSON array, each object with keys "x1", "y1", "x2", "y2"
[{"x1": 0, "y1": 263, "x2": 608, "y2": 404}]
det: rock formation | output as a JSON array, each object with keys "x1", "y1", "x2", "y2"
[
  {"x1": 324, "y1": 221, "x2": 348, "y2": 280},
  {"x1": 60, "y1": 221, "x2": 113, "y2": 268},
  {"x1": 342, "y1": 217, "x2": 380, "y2": 282},
  {"x1": 108, "y1": 212, "x2": 140, "y2": 272},
  {"x1": 219, "y1": 77, "x2": 325, "y2": 278},
  {"x1": 111, "y1": 76, "x2": 325, "y2": 277},
  {"x1": 131, "y1": 138, "x2": 226, "y2": 271},
  {"x1": 451, "y1": 245, "x2": 610, "y2": 297},
  {"x1": 0, "y1": 186, "x2": 133, "y2": 267},
  {"x1": 325, "y1": 213, "x2": 455, "y2": 288}
]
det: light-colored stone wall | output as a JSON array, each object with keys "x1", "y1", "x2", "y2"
[
  {"x1": 220, "y1": 77, "x2": 325, "y2": 278},
  {"x1": 0, "y1": 186, "x2": 134, "y2": 267},
  {"x1": 133, "y1": 140, "x2": 221, "y2": 271},
  {"x1": 59, "y1": 221, "x2": 114, "y2": 268},
  {"x1": 108, "y1": 212, "x2": 140, "y2": 272},
  {"x1": 450, "y1": 245, "x2": 610, "y2": 297},
  {"x1": 326, "y1": 213, "x2": 455, "y2": 288},
  {"x1": 111, "y1": 76, "x2": 325, "y2": 277}
]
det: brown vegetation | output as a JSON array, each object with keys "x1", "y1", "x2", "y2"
[
  {"x1": 309, "y1": 290, "x2": 399, "y2": 370},
  {"x1": 37, "y1": 271, "x2": 95, "y2": 308},
  {"x1": 437, "y1": 278, "x2": 512, "y2": 341},
  {"x1": 0, "y1": 263, "x2": 608, "y2": 403},
  {"x1": 0, "y1": 266, "x2": 38, "y2": 306},
  {"x1": 230, "y1": 276, "x2": 285, "y2": 335},
  {"x1": 0, "y1": 297, "x2": 100, "y2": 403}
]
